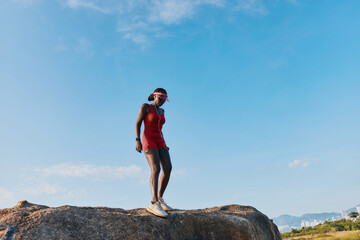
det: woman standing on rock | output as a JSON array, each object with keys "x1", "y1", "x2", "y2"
[{"x1": 135, "y1": 88, "x2": 173, "y2": 218}]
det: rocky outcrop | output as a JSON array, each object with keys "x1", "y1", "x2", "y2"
[{"x1": 0, "y1": 200, "x2": 281, "y2": 240}]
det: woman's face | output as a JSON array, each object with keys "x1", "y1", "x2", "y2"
[{"x1": 154, "y1": 92, "x2": 166, "y2": 106}]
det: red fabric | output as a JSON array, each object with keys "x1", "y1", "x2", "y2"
[{"x1": 142, "y1": 105, "x2": 169, "y2": 152}]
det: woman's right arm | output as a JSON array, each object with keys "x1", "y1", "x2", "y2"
[{"x1": 135, "y1": 103, "x2": 149, "y2": 153}]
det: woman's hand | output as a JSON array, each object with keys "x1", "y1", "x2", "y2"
[{"x1": 136, "y1": 141, "x2": 142, "y2": 153}]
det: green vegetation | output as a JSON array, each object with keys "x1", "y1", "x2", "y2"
[
  {"x1": 348, "y1": 212, "x2": 359, "y2": 219},
  {"x1": 281, "y1": 219, "x2": 360, "y2": 239},
  {"x1": 327, "y1": 231, "x2": 360, "y2": 240}
]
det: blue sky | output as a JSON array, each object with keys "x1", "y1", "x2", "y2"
[{"x1": 0, "y1": 0, "x2": 359, "y2": 218}]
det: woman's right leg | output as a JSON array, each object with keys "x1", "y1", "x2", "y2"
[{"x1": 144, "y1": 148, "x2": 161, "y2": 202}]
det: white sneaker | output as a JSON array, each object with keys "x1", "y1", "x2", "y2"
[
  {"x1": 146, "y1": 201, "x2": 168, "y2": 218},
  {"x1": 158, "y1": 197, "x2": 173, "y2": 211}
]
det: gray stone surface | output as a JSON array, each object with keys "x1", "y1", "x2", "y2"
[{"x1": 0, "y1": 200, "x2": 281, "y2": 240}]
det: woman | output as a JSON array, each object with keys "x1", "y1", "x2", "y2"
[{"x1": 135, "y1": 88, "x2": 173, "y2": 218}]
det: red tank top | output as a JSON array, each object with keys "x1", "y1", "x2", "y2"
[{"x1": 143, "y1": 105, "x2": 166, "y2": 138}]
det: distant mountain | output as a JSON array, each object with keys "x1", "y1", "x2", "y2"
[
  {"x1": 273, "y1": 204, "x2": 360, "y2": 233},
  {"x1": 273, "y1": 212, "x2": 341, "y2": 233},
  {"x1": 346, "y1": 204, "x2": 360, "y2": 214}
]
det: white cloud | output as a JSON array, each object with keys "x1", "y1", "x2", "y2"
[
  {"x1": 123, "y1": 32, "x2": 148, "y2": 44},
  {"x1": 61, "y1": 0, "x2": 268, "y2": 45},
  {"x1": 172, "y1": 168, "x2": 189, "y2": 178},
  {"x1": 15, "y1": 0, "x2": 274, "y2": 46},
  {"x1": 278, "y1": 225, "x2": 290, "y2": 232},
  {"x1": 0, "y1": 187, "x2": 15, "y2": 199},
  {"x1": 117, "y1": 21, "x2": 149, "y2": 33},
  {"x1": 39, "y1": 163, "x2": 142, "y2": 179},
  {"x1": 202, "y1": 0, "x2": 226, "y2": 7},
  {"x1": 25, "y1": 183, "x2": 67, "y2": 196},
  {"x1": 236, "y1": 0, "x2": 267, "y2": 15},
  {"x1": 148, "y1": 0, "x2": 197, "y2": 25},
  {"x1": 66, "y1": 0, "x2": 111, "y2": 14},
  {"x1": 288, "y1": 159, "x2": 309, "y2": 168},
  {"x1": 11, "y1": 0, "x2": 37, "y2": 3},
  {"x1": 59, "y1": 190, "x2": 86, "y2": 199},
  {"x1": 115, "y1": 0, "x2": 225, "y2": 45},
  {"x1": 148, "y1": 0, "x2": 228, "y2": 24},
  {"x1": 23, "y1": 182, "x2": 86, "y2": 199},
  {"x1": 288, "y1": 158, "x2": 318, "y2": 168}
]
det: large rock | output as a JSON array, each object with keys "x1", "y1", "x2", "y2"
[{"x1": 0, "y1": 200, "x2": 281, "y2": 240}]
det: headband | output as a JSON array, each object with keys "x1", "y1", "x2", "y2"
[{"x1": 153, "y1": 92, "x2": 169, "y2": 102}]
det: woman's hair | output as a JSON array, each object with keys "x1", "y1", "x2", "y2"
[{"x1": 148, "y1": 88, "x2": 167, "y2": 101}]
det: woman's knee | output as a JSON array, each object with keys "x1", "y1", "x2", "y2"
[
  {"x1": 151, "y1": 165, "x2": 161, "y2": 176},
  {"x1": 163, "y1": 163, "x2": 172, "y2": 175},
  {"x1": 145, "y1": 149, "x2": 161, "y2": 176}
]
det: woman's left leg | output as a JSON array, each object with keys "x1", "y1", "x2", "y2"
[{"x1": 158, "y1": 148, "x2": 172, "y2": 198}]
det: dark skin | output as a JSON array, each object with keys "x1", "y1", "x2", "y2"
[{"x1": 135, "y1": 93, "x2": 172, "y2": 203}]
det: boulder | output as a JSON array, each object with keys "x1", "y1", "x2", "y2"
[{"x1": 0, "y1": 200, "x2": 281, "y2": 240}]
